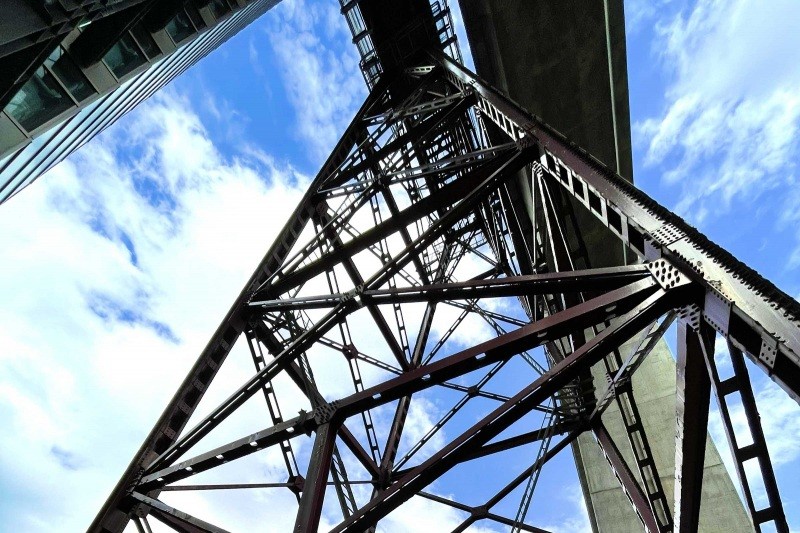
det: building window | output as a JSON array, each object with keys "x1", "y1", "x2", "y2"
[
  {"x1": 45, "y1": 47, "x2": 95, "y2": 102},
  {"x1": 165, "y1": 11, "x2": 196, "y2": 44},
  {"x1": 131, "y1": 24, "x2": 160, "y2": 60},
  {"x1": 186, "y1": 7, "x2": 206, "y2": 31},
  {"x1": 208, "y1": 0, "x2": 232, "y2": 19},
  {"x1": 4, "y1": 67, "x2": 73, "y2": 132},
  {"x1": 103, "y1": 33, "x2": 147, "y2": 79}
]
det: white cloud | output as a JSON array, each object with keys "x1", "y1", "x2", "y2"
[
  {"x1": 636, "y1": 0, "x2": 800, "y2": 225},
  {"x1": 625, "y1": 0, "x2": 678, "y2": 32},
  {"x1": 248, "y1": 34, "x2": 265, "y2": 78},
  {"x1": 779, "y1": 187, "x2": 800, "y2": 268},
  {"x1": 265, "y1": 0, "x2": 366, "y2": 163},
  {"x1": 713, "y1": 336, "x2": 733, "y2": 374},
  {"x1": 540, "y1": 483, "x2": 592, "y2": 533},
  {"x1": 0, "y1": 87, "x2": 309, "y2": 531},
  {"x1": 0, "y1": 55, "x2": 528, "y2": 533}
]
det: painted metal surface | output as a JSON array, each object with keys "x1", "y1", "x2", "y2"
[{"x1": 91, "y1": 11, "x2": 797, "y2": 533}]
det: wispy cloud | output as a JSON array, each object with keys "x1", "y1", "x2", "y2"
[
  {"x1": 0, "y1": 87, "x2": 309, "y2": 531},
  {"x1": 779, "y1": 187, "x2": 800, "y2": 268},
  {"x1": 636, "y1": 0, "x2": 800, "y2": 225},
  {"x1": 265, "y1": 0, "x2": 366, "y2": 163},
  {"x1": 624, "y1": 0, "x2": 681, "y2": 33},
  {"x1": 248, "y1": 34, "x2": 266, "y2": 78},
  {"x1": 541, "y1": 483, "x2": 592, "y2": 533}
]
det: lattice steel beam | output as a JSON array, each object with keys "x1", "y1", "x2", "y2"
[{"x1": 92, "y1": 52, "x2": 799, "y2": 533}]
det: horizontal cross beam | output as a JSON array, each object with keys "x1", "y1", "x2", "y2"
[{"x1": 250, "y1": 265, "x2": 650, "y2": 311}]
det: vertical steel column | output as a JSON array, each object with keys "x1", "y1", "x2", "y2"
[
  {"x1": 294, "y1": 420, "x2": 340, "y2": 533},
  {"x1": 674, "y1": 319, "x2": 713, "y2": 532}
]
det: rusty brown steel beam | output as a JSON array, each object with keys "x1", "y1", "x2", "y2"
[
  {"x1": 144, "y1": 146, "x2": 535, "y2": 476},
  {"x1": 131, "y1": 493, "x2": 228, "y2": 533},
  {"x1": 94, "y1": 48, "x2": 800, "y2": 533},
  {"x1": 249, "y1": 320, "x2": 381, "y2": 479},
  {"x1": 331, "y1": 287, "x2": 683, "y2": 532},
  {"x1": 137, "y1": 277, "x2": 666, "y2": 491},
  {"x1": 258, "y1": 151, "x2": 521, "y2": 299},
  {"x1": 705, "y1": 340, "x2": 789, "y2": 532},
  {"x1": 250, "y1": 265, "x2": 651, "y2": 311},
  {"x1": 436, "y1": 52, "x2": 800, "y2": 402},
  {"x1": 674, "y1": 319, "x2": 713, "y2": 532},
  {"x1": 418, "y1": 491, "x2": 552, "y2": 533},
  {"x1": 593, "y1": 423, "x2": 660, "y2": 533},
  {"x1": 293, "y1": 421, "x2": 340, "y2": 533}
]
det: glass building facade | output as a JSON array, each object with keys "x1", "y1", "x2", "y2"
[{"x1": 0, "y1": 0, "x2": 281, "y2": 204}]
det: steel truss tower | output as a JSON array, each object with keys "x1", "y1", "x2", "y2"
[{"x1": 93, "y1": 51, "x2": 799, "y2": 533}]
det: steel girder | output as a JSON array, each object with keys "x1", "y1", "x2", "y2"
[
  {"x1": 92, "y1": 56, "x2": 798, "y2": 533},
  {"x1": 534, "y1": 154, "x2": 674, "y2": 531}
]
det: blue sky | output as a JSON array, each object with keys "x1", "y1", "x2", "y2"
[{"x1": 0, "y1": 0, "x2": 798, "y2": 531}]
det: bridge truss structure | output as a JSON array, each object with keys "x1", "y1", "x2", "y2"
[{"x1": 92, "y1": 48, "x2": 799, "y2": 533}]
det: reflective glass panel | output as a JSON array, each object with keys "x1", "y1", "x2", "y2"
[
  {"x1": 103, "y1": 33, "x2": 147, "y2": 79},
  {"x1": 186, "y1": 8, "x2": 206, "y2": 31},
  {"x1": 3, "y1": 66, "x2": 73, "y2": 132},
  {"x1": 45, "y1": 47, "x2": 95, "y2": 101},
  {"x1": 209, "y1": 0, "x2": 231, "y2": 19},
  {"x1": 165, "y1": 11, "x2": 195, "y2": 44},
  {"x1": 131, "y1": 24, "x2": 160, "y2": 60}
]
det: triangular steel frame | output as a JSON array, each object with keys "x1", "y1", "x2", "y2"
[{"x1": 92, "y1": 52, "x2": 798, "y2": 533}]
